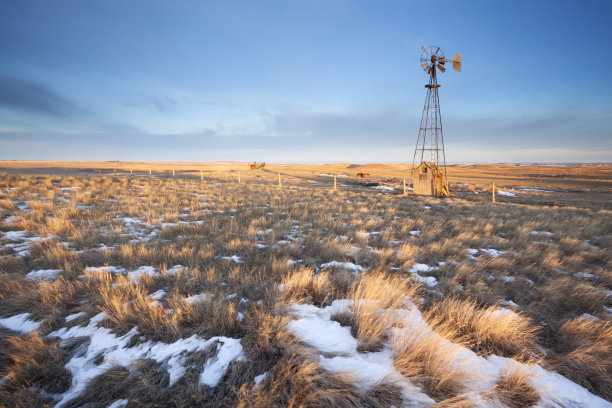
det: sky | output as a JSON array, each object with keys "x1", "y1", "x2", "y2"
[{"x1": 0, "y1": 0, "x2": 611, "y2": 163}]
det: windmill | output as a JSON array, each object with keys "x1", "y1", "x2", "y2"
[{"x1": 411, "y1": 46, "x2": 461, "y2": 197}]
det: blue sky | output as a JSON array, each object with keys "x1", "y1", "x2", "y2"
[{"x1": 0, "y1": 0, "x2": 611, "y2": 163}]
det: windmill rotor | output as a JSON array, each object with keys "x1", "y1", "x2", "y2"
[
  {"x1": 419, "y1": 46, "x2": 462, "y2": 74},
  {"x1": 419, "y1": 46, "x2": 452, "y2": 75}
]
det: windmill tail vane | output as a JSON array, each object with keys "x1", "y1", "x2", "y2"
[{"x1": 411, "y1": 46, "x2": 461, "y2": 197}]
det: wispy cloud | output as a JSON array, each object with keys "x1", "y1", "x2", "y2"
[
  {"x1": 125, "y1": 93, "x2": 179, "y2": 114},
  {"x1": 0, "y1": 75, "x2": 83, "y2": 117},
  {"x1": 447, "y1": 110, "x2": 612, "y2": 148},
  {"x1": 0, "y1": 104, "x2": 610, "y2": 162}
]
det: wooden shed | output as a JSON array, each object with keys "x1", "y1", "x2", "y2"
[{"x1": 411, "y1": 161, "x2": 449, "y2": 197}]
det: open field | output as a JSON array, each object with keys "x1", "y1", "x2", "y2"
[
  {"x1": 0, "y1": 162, "x2": 611, "y2": 407},
  {"x1": 2, "y1": 160, "x2": 610, "y2": 210}
]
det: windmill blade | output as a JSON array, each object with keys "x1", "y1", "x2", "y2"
[
  {"x1": 435, "y1": 47, "x2": 440, "y2": 55},
  {"x1": 421, "y1": 62, "x2": 430, "y2": 69},
  {"x1": 439, "y1": 60, "x2": 445, "y2": 65},
  {"x1": 420, "y1": 58, "x2": 428, "y2": 62},
  {"x1": 438, "y1": 64, "x2": 446, "y2": 73},
  {"x1": 422, "y1": 46, "x2": 429, "y2": 55}
]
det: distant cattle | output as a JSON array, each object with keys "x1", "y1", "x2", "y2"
[{"x1": 356, "y1": 172, "x2": 370, "y2": 179}]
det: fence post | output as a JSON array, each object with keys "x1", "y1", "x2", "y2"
[
  {"x1": 492, "y1": 182, "x2": 496, "y2": 203},
  {"x1": 278, "y1": 172, "x2": 281, "y2": 188},
  {"x1": 334, "y1": 175, "x2": 337, "y2": 191},
  {"x1": 403, "y1": 178, "x2": 407, "y2": 195},
  {"x1": 238, "y1": 173, "x2": 241, "y2": 184},
  {"x1": 149, "y1": 169, "x2": 152, "y2": 176},
  {"x1": 173, "y1": 168, "x2": 175, "y2": 177},
  {"x1": 200, "y1": 169, "x2": 203, "y2": 181},
  {"x1": 130, "y1": 169, "x2": 133, "y2": 175}
]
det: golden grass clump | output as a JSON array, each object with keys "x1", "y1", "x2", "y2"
[
  {"x1": 549, "y1": 317, "x2": 612, "y2": 400},
  {"x1": 0, "y1": 332, "x2": 71, "y2": 402},
  {"x1": 0, "y1": 276, "x2": 78, "y2": 322},
  {"x1": 392, "y1": 325, "x2": 471, "y2": 402},
  {"x1": 494, "y1": 365, "x2": 540, "y2": 408},
  {"x1": 424, "y1": 297, "x2": 539, "y2": 360},
  {"x1": 344, "y1": 272, "x2": 419, "y2": 352},
  {"x1": 89, "y1": 273, "x2": 241, "y2": 341},
  {"x1": 278, "y1": 268, "x2": 332, "y2": 306},
  {"x1": 535, "y1": 277, "x2": 608, "y2": 318},
  {"x1": 236, "y1": 354, "x2": 386, "y2": 408},
  {"x1": 242, "y1": 306, "x2": 294, "y2": 361}
]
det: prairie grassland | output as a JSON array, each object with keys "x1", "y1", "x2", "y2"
[{"x1": 0, "y1": 168, "x2": 610, "y2": 407}]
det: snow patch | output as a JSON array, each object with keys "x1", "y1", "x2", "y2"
[
  {"x1": 184, "y1": 293, "x2": 210, "y2": 304},
  {"x1": 65, "y1": 312, "x2": 87, "y2": 322},
  {"x1": 148, "y1": 290, "x2": 166, "y2": 300},
  {"x1": 531, "y1": 231, "x2": 554, "y2": 237},
  {"x1": 253, "y1": 372, "x2": 268, "y2": 389},
  {"x1": 2, "y1": 230, "x2": 29, "y2": 241},
  {"x1": 26, "y1": 269, "x2": 62, "y2": 282},
  {"x1": 320, "y1": 261, "x2": 364, "y2": 273},
  {"x1": 128, "y1": 266, "x2": 159, "y2": 283},
  {"x1": 0, "y1": 313, "x2": 41, "y2": 334},
  {"x1": 499, "y1": 300, "x2": 519, "y2": 308},
  {"x1": 406, "y1": 264, "x2": 438, "y2": 287},
  {"x1": 84, "y1": 266, "x2": 126, "y2": 277},
  {"x1": 497, "y1": 190, "x2": 516, "y2": 197},
  {"x1": 199, "y1": 337, "x2": 245, "y2": 387},
  {"x1": 166, "y1": 265, "x2": 186, "y2": 275},
  {"x1": 50, "y1": 313, "x2": 244, "y2": 407},
  {"x1": 222, "y1": 255, "x2": 243, "y2": 263},
  {"x1": 287, "y1": 305, "x2": 357, "y2": 354},
  {"x1": 408, "y1": 264, "x2": 435, "y2": 273},
  {"x1": 479, "y1": 248, "x2": 502, "y2": 257},
  {"x1": 106, "y1": 399, "x2": 128, "y2": 408}
]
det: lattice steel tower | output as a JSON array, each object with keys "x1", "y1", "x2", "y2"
[{"x1": 411, "y1": 46, "x2": 461, "y2": 196}]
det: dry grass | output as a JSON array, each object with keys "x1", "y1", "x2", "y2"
[
  {"x1": 0, "y1": 332, "x2": 71, "y2": 405},
  {"x1": 494, "y1": 365, "x2": 540, "y2": 408},
  {"x1": 278, "y1": 268, "x2": 333, "y2": 306},
  {"x1": 424, "y1": 297, "x2": 540, "y2": 360},
  {"x1": 392, "y1": 325, "x2": 472, "y2": 402},
  {"x1": 548, "y1": 317, "x2": 612, "y2": 400},
  {"x1": 344, "y1": 272, "x2": 419, "y2": 352},
  {"x1": 90, "y1": 274, "x2": 242, "y2": 342},
  {"x1": 0, "y1": 168, "x2": 610, "y2": 406},
  {"x1": 236, "y1": 354, "x2": 397, "y2": 408}
]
